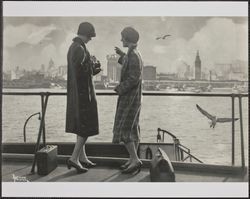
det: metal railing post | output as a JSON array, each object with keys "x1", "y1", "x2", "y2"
[
  {"x1": 30, "y1": 93, "x2": 49, "y2": 174},
  {"x1": 41, "y1": 95, "x2": 46, "y2": 147},
  {"x1": 231, "y1": 95, "x2": 235, "y2": 165},
  {"x1": 238, "y1": 96, "x2": 245, "y2": 169}
]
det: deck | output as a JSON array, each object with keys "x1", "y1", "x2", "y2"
[{"x1": 2, "y1": 154, "x2": 248, "y2": 182}]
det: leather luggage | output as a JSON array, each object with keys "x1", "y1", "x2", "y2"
[
  {"x1": 36, "y1": 145, "x2": 58, "y2": 175},
  {"x1": 150, "y1": 147, "x2": 175, "y2": 182}
]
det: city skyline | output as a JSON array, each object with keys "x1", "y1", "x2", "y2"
[
  {"x1": 3, "y1": 16, "x2": 248, "y2": 75},
  {"x1": 4, "y1": 55, "x2": 247, "y2": 82}
]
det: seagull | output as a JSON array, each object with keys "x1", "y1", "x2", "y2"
[
  {"x1": 156, "y1": 34, "x2": 171, "y2": 40},
  {"x1": 196, "y1": 104, "x2": 239, "y2": 128}
]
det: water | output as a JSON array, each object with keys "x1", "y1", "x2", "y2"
[{"x1": 2, "y1": 88, "x2": 249, "y2": 166}]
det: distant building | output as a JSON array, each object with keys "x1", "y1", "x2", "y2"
[
  {"x1": 3, "y1": 71, "x2": 11, "y2": 81},
  {"x1": 183, "y1": 63, "x2": 192, "y2": 80},
  {"x1": 107, "y1": 54, "x2": 121, "y2": 82},
  {"x1": 228, "y1": 65, "x2": 245, "y2": 81},
  {"x1": 214, "y1": 60, "x2": 247, "y2": 81},
  {"x1": 209, "y1": 70, "x2": 212, "y2": 81},
  {"x1": 143, "y1": 65, "x2": 156, "y2": 80},
  {"x1": 231, "y1": 60, "x2": 248, "y2": 80},
  {"x1": 11, "y1": 66, "x2": 24, "y2": 80},
  {"x1": 40, "y1": 64, "x2": 46, "y2": 74},
  {"x1": 201, "y1": 72, "x2": 207, "y2": 80},
  {"x1": 20, "y1": 71, "x2": 45, "y2": 81},
  {"x1": 232, "y1": 60, "x2": 248, "y2": 74},
  {"x1": 48, "y1": 58, "x2": 55, "y2": 70},
  {"x1": 195, "y1": 50, "x2": 201, "y2": 80},
  {"x1": 46, "y1": 58, "x2": 56, "y2": 77},
  {"x1": 101, "y1": 75, "x2": 108, "y2": 83},
  {"x1": 214, "y1": 63, "x2": 232, "y2": 80},
  {"x1": 58, "y1": 65, "x2": 67, "y2": 78},
  {"x1": 157, "y1": 73, "x2": 178, "y2": 80}
]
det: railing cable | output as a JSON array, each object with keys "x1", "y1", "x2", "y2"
[{"x1": 23, "y1": 112, "x2": 41, "y2": 143}]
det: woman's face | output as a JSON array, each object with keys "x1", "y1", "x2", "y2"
[
  {"x1": 82, "y1": 35, "x2": 92, "y2": 44},
  {"x1": 121, "y1": 36, "x2": 129, "y2": 47}
]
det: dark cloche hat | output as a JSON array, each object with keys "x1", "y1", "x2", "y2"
[
  {"x1": 121, "y1": 27, "x2": 139, "y2": 43},
  {"x1": 77, "y1": 22, "x2": 96, "y2": 37}
]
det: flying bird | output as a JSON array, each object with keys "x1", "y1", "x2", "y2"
[
  {"x1": 156, "y1": 34, "x2": 171, "y2": 40},
  {"x1": 196, "y1": 104, "x2": 239, "y2": 128}
]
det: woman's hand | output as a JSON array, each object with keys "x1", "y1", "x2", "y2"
[
  {"x1": 93, "y1": 61, "x2": 102, "y2": 75},
  {"x1": 114, "y1": 47, "x2": 124, "y2": 56}
]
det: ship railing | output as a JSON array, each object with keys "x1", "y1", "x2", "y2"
[
  {"x1": 156, "y1": 128, "x2": 203, "y2": 163},
  {"x1": 1, "y1": 91, "x2": 248, "y2": 169},
  {"x1": 177, "y1": 144, "x2": 203, "y2": 163}
]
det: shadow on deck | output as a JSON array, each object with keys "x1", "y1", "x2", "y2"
[{"x1": 2, "y1": 154, "x2": 248, "y2": 182}]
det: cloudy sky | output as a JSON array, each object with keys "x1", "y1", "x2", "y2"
[{"x1": 3, "y1": 16, "x2": 248, "y2": 74}]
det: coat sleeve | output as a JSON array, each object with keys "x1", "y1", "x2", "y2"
[
  {"x1": 115, "y1": 53, "x2": 141, "y2": 95},
  {"x1": 118, "y1": 53, "x2": 126, "y2": 65},
  {"x1": 71, "y1": 45, "x2": 86, "y2": 75}
]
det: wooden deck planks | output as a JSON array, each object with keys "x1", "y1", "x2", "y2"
[{"x1": 2, "y1": 160, "x2": 247, "y2": 182}]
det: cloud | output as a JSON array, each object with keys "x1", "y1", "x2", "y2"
[
  {"x1": 3, "y1": 50, "x2": 10, "y2": 69},
  {"x1": 153, "y1": 45, "x2": 167, "y2": 54},
  {"x1": 40, "y1": 44, "x2": 58, "y2": 64},
  {"x1": 150, "y1": 17, "x2": 248, "y2": 73},
  {"x1": 188, "y1": 18, "x2": 248, "y2": 68},
  {"x1": 3, "y1": 17, "x2": 247, "y2": 75},
  {"x1": 58, "y1": 31, "x2": 76, "y2": 65},
  {"x1": 27, "y1": 25, "x2": 56, "y2": 44},
  {"x1": 4, "y1": 23, "x2": 57, "y2": 47}
]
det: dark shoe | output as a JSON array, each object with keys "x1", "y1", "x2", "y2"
[
  {"x1": 119, "y1": 162, "x2": 130, "y2": 170},
  {"x1": 79, "y1": 160, "x2": 96, "y2": 168},
  {"x1": 121, "y1": 161, "x2": 142, "y2": 175},
  {"x1": 67, "y1": 159, "x2": 88, "y2": 173}
]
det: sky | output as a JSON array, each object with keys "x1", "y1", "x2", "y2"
[{"x1": 3, "y1": 16, "x2": 248, "y2": 74}]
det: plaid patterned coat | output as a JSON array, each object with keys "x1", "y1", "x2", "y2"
[{"x1": 112, "y1": 46, "x2": 143, "y2": 143}]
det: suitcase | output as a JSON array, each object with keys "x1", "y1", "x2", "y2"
[
  {"x1": 36, "y1": 145, "x2": 58, "y2": 176},
  {"x1": 150, "y1": 147, "x2": 175, "y2": 182}
]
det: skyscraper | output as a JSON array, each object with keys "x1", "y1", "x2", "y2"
[
  {"x1": 106, "y1": 54, "x2": 121, "y2": 82},
  {"x1": 195, "y1": 50, "x2": 201, "y2": 80}
]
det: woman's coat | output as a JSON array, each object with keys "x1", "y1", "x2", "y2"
[
  {"x1": 112, "y1": 46, "x2": 143, "y2": 143},
  {"x1": 65, "y1": 37, "x2": 99, "y2": 137}
]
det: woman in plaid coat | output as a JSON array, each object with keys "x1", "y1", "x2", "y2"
[{"x1": 113, "y1": 27, "x2": 143, "y2": 174}]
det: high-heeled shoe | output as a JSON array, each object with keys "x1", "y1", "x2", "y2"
[
  {"x1": 67, "y1": 159, "x2": 88, "y2": 173},
  {"x1": 119, "y1": 161, "x2": 130, "y2": 170},
  {"x1": 121, "y1": 161, "x2": 142, "y2": 175},
  {"x1": 79, "y1": 160, "x2": 96, "y2": 168},
  {"x1": 120, "y1": 163, "x2": 129, "y2": 170}
]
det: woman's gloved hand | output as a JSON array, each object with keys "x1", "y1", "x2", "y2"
[
  {"x1": 93, "y1": 60, "x2": 102, "y2": 75},
  {"x1": 114, "y1": 47, "x2": 125, "y2": 56}
]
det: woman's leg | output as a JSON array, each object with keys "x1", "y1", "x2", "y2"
[
  {"x1": 79, "y1": 140, "x2": 95, "y2": 164},
  {"x1": 135, "y1": 141, "x2": 139, "y2": 151},
  {"x1": 124, "y1": 141, "x2": 141, "y2": 167},
  {"x1": 79, "y1": 144, "x2": 88, "y2": 162},
  {"x1": 122, "y1": 141, "x2": 139, "y2": 166},
  {"x1": 70, "y1": 135, "x2": 88, "y2": 164}
]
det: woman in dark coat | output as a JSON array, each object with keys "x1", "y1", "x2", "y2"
[
  {"x1": 113, "y1": 27, "x2": 143, "y2": 174},
  {"x1": 65, "y1": 22, "x2": 101, "y2": 173}
]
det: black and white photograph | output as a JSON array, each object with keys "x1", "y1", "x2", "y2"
[{"x1": 1, "y1": 1, "x2": 248, "y2": 198}]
